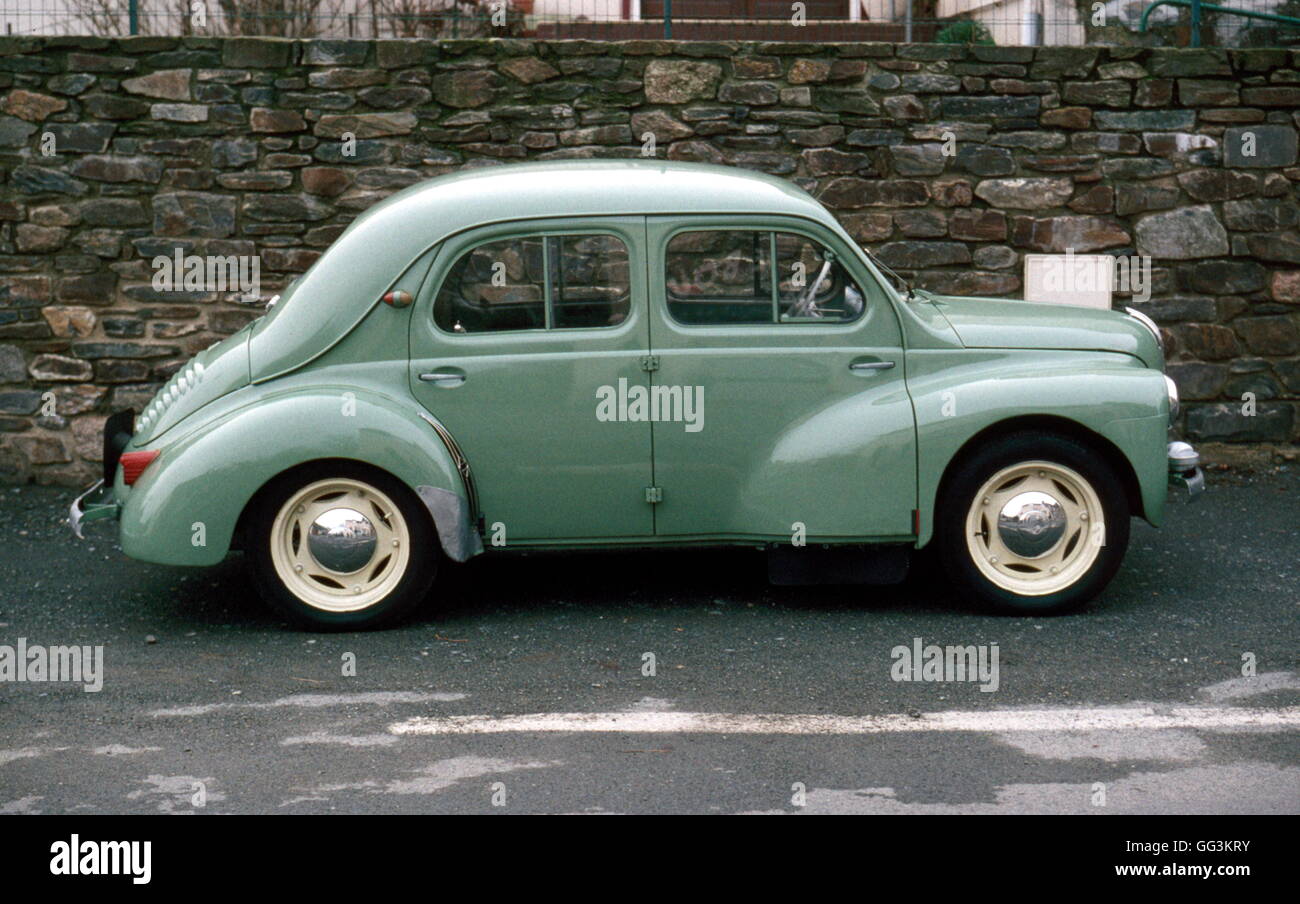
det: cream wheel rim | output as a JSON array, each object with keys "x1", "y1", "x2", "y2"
[
  {"x1": 270, "y1": 478, "x2": 410, "y2": 613},
  {"x1": 964, "y1": 461, "x2": 1104, "y2": 597}
]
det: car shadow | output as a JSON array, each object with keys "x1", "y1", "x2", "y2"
[
  {"x1": 121, "y1": 544, "x2": 966, "y2": 634},
  {"x1": 430, "y1": 545, "x2": 972, "y2": 622}
]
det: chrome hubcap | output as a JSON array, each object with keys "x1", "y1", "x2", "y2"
[
  {"x1": 270, "y1": 478, "x2": 410, "y2": 613},
  {"x1": 996, "y1": 491, "x2": 1067, "y2": 559},
  {"x1": 964, "y1": 461, "x2": 1104, "y2": 597},
  {"x1": 307, "y1": 507, "x2": 378, "y2": 574}
]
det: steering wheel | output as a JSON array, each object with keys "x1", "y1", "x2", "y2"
[{"x1": 789, "y1": 259, "x2": 833, "y2": 318}]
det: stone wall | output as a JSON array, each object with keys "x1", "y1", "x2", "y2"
[{"x1": 1, "y1": 36, "x2": 1299, "y2": 484}]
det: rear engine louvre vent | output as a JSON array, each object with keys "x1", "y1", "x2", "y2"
[{"x1": 137, "y1": 360, "x2": 205, "y2": 436}]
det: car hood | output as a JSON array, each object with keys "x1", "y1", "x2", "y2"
[
  {"x1": 924, "y1": 294, "x2": 1161, "y2": 368},
  {"x1": 132, "y1": 323, "x2": 252, "y2": 444}
]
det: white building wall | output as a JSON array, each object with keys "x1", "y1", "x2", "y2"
[
  {"x1": 534, "y1": 0, "x2": 623, "y2": 20},
  {"x1": 2, "y1": 0, "x2": 70, "y2": 34},
  {"x1": 937, "y1": 0, "x2": 1086, "y2": 45}
]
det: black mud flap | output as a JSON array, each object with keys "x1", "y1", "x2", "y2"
[
  {"x1": 102, "y1": 408, "x2": 135, "y2": 484},
  {"x1": 767, "y1": 544, "x2": 910, "y2": 586}
]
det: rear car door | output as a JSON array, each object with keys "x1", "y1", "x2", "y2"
[{"x1": 409, "y1": 217, "x2": 654, "y2": 541}]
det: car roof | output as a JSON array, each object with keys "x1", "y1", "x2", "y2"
[{"x1": 356, "y1": 158, "x2": 832, "y2": 230}]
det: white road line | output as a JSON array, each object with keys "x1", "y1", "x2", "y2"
[
  {"x1": 389, "y1": 706, "x2": 1300, "y2": 737},
  {"x1": 151, "y1": 691, "x2": 465, "y2": 718}
]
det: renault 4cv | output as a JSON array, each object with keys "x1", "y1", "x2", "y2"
[{"x1": 70, "y1": 160, "x2": 1202, "y2": 629}]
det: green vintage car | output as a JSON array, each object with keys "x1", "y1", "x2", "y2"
[{"x1": 70, "y1": 160, "x2": 1202, "y2": 629}]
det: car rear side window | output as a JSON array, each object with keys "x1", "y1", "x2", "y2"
[
  {"x1": 435, "y1": 233, "x2": 630, "y2": 334},
  {"x1": 665, "y1": 230, "x2": 865, "y2": 326}
]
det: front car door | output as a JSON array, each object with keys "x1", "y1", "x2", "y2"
[
  {"x1": 646, "y1": 215, "x2": 917, "y2": 541},
  {"x1": 409, "y1": 217, "x2": 653, "y2": 541}
]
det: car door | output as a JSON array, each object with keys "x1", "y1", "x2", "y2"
[
  {"x1": 409, "y1": 217, "x2": 654, "y2": 541},
  {"x1": 646, "y1": 215, "x2": 917, "y2": 540}
]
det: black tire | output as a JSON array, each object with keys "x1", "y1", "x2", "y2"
[
  {"x1": 247, "y1": 462, "x2": 438, "y2": 631},
  {"x1": 935, "y1": 432, "x2": 1130, "y2": 615}
]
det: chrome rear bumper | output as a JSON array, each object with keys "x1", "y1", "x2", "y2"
[
  {"x1": 69, "y1": 478, "x2": 120, "y2": 539},
  {"x1": 1168, "y1": 441, "x2": 1205, "y2": 501}
]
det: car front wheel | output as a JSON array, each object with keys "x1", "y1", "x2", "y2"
[
  {"x1": 249, "y1": 464, "x2": 437, "y2": 630},
  {"x1": 936, "y1": 433, "x2": 1130, "y2": 614}
]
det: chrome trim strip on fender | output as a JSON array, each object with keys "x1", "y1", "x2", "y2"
[
  {"x1": 417, "y1": 410, "x2": 479, "y2": 519},
  {"x1": 1126, "y1": 306, "x2": 1162, "y2": 351},
  {"x1": 415, "y1": 410, "x2": 484, "y2": 561}
]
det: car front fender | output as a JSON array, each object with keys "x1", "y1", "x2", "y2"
[{"x1": 907, "y1": 349, "x2": 1169, "y2": 548}]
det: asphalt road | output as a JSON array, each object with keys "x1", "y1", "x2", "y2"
[{"x1": 1, "y1": 469, "x2": 1297, "y2": 815}]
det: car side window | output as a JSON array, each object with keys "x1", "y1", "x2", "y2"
[
  {"x1": 665, "y1": 229, "x2": 865, "y2": 326},
  {"x1": 434, "y1": 233, "x2": 630, "y2": 334},
  {"x1": 665, "y1": 230, "x2": 771, "y2": 325}
]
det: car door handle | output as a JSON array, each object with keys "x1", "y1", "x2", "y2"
[
  {"x1": 419, "y1": 371, "x2": 465, "y2": 386},
  {"x1": 849, "y1": 360, "x2": 896, "y2": 373}
]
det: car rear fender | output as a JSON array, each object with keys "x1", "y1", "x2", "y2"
[{"x1": 119, "y1": 388, "x2": 477, "y2": 566}]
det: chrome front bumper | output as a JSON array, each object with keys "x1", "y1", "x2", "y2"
[
  {"x1": 69, "y1": 478, "x2": 120, "y2": 539},
  {"x1": 1168, "y1": 441, "x2": 1205, "y2": 500}
]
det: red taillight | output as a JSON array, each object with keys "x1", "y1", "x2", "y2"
[{"x1": 119, "y1": 450, "x2": 159, "y2": 486}]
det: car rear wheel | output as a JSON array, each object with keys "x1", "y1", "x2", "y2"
[
  {"x1": 936, "y1": 433, "x2": 1130, "y2": 614},
  {"x1": 249, "y1": 464, "x2": 437, "y2": 630}
]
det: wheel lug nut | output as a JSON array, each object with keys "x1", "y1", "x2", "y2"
[
  {"x1": 1080, "y1": 512, "x2": 1088, "y2": 521},
  {"x1": 989, "y1": 556, "x2": 998, "y2": 564},
  {"x1": 1050, "y1": 566, "x2": 1058, "y2": 574},
  {"x1": 982, "y1": 497, "x2": 990, "y2": 505},
  {"x1": 392, "y1": 539, "x2": 400, "y2": 547},
  {"x1": 294, "y1": 564, "x2": 303, "y2": 573},
  {"x1": 353, "y1": 585, "x2": 361, "y2": 593}
]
